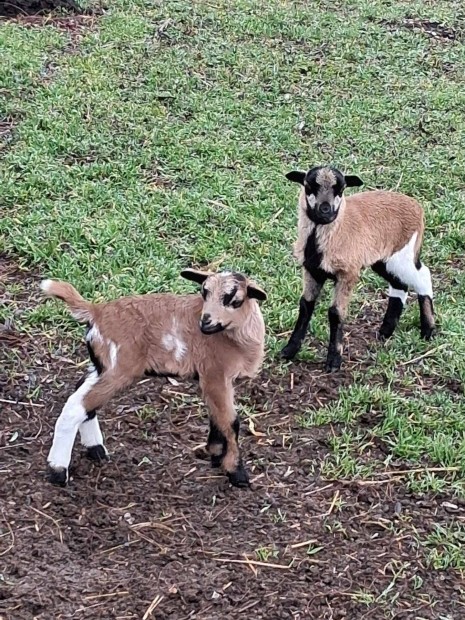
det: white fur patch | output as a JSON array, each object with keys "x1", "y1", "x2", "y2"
[
  {"x1": 86, "y1": 325, "x2": 103, "y2": 344},
  {"x1": 388, "y1": 285, "x2": 408, "y2": 305},
  {"x1": 386, "y1": 233, "x2": 433, "y2": 298},
  {"x1": 334, "y1": 196, "x2": 342, "y2": 209},
  {"x1": 48, "y1": 371, "x2": 99, "y2": 470},
  {"x1": 40, "y1": 279, "x2": 53, "y2": 293},
  {"x1": 79, "y1": 415, "x2": 105, "y2": 449},
  {"x1": 162, "y1": 331, "x2": 187, "y2": 361},
  {"x1": 307, "y1": 194, "x2": 316, "y2": 207},
  {"x1": 108, "y1": 340, "x2": 119, "y2": 369},
  {"x1": 220, "y1": 271, "x2": 232, "y2": 277}
]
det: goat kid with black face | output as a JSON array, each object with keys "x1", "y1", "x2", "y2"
[
  {"x1": 41, "y1": 269, "x2": 267, "y2": 488},
  {"x1": 282, "y1": 166, "x2": 435, "y2": 371}
]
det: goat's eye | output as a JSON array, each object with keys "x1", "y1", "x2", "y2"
[
  {"x1": 202, "y1": 288, "x2": 209, "y2": 300},
  {"x1": 231, "y1": 299, "x2": 244, "y2": 309}
]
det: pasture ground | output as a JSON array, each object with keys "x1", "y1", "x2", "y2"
[{"x1": 1, "y1": 1, "x2": 465, "y2": 618}]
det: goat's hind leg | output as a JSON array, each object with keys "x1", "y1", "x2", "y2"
[
  {"x1": 47, "y1": 370, "x2": 99, "y2": 486},
  {"x1": 372, "y1": 261, "x2": 408, "y2": 340},
  {"x1": 79, "y1": 412, "x2": 109, "y2": 463}
]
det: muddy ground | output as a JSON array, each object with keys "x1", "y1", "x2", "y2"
[{"x1": 1, "y1": 254, "x2": 464, "y2": 620}]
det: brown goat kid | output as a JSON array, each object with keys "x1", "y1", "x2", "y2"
[
  {"x1": 282, "y1": 166, "x2": 435, "y2": 371},
  {"x1": 41, "y1": 269, "x2": 266, "y2": 488}
]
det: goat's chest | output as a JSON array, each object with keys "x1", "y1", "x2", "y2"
[{"x1": 303, "y1": 229, "x2": 336, "y2": 282}]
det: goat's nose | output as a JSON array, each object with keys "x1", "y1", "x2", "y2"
[
  {"x1": 201, "y1": 313, "x2": 212, "y2": 325},
  {"x1": 320, "y1": 202, "x2": 331, "y2": 215}
]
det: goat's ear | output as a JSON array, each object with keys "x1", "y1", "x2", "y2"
[
  {"x1": 180, "y1": 269, "x2": 211, "y2": 285},
  {"x1": 344, "y1": 175, "x2": 363, "y2": 187},
  {"x1": 247, "y1": 282, "x2": 267, "y2": 302},
  {"x1": 286, "y1": 170, "x2": 306, "y2": 185}
]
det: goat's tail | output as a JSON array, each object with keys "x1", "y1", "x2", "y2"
[{"x1": 41, "y1": 279, "x2": 94, "y2": 323}]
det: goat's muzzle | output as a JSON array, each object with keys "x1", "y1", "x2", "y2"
[
  {"x1": 199, "y1": 314, "x2": 226, "y2": 334},
  {"x1": 309, "y1": 202, "x2": 339, "y2": 225}
]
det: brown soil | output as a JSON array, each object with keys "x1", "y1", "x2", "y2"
[{"x1": 1, "y1": 254, "x2": 463, "y2": 620}]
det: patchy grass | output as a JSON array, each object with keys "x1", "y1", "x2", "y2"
[{"x1": 1, "y1": 1, "x2": 465, "y2": 617}]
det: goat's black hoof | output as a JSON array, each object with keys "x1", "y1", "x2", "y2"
[
  {"x1": 86, "y1": 445, "x2": 109, "y2": 463},
  {"x1": 227, "y1": 464, "x2": 250, "y2": 488},
  {"x1": 281, "y1": 342, "x2": 300, "y2": 360},
  {"x1": 377, "y1": 329, "x2": 393, "y2": 342},
  {"x1": 47, "y1": 466, "x2": 68, "y2": 486},
  {"x1": 421, "y1": 327, "x2": 435, "y2": 341},
  {"x1": 325, "y1": 355, "x2": 342, "y2": 373}
]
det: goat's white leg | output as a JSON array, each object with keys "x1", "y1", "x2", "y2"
[
  {"x1": 47, "y1": 371, "x2": 98, "y2": 486},
  {"x1": 79, "y1": 414, "x2": 109, "y2": 463}
]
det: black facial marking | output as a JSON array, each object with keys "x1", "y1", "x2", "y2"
[
  {"x1": 222, "y1": 286, "x2": 238, "y2": 306},
  {"x1": 379, "y1": 297, "x2": 405, "y2": 340},
  {"x1": 371, "y1": 261, "x2": 408, "y2": 291},
  {"x1": 304, "y1": 230, "x2": 336, "y2": 283},
  {"x1": 201, "y1": 286, "x2": 209, "y2": 300}
]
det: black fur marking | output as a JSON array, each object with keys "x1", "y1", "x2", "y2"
[
  {"x1": 232, "y1": 416, "x2": 240, "y2": 441},
  {"x1": 47, "y1": 466, "x2": 68, "y2": 486},
  {"x1": 223, "y1": 286, "x2": 238, "y2": 306},
  {"x1": 379, "y1": 297, "x2": 404, "y2": 340},
  {"x1": 418, "y1": 295, "x2": 435, "y2": 340},
  {"x1": 86, "y1": 445, "x2": 109, "y2": 463},
  {"x1": 207, "y1": 420, "x2": 227, "y2": 468},
  {"x1": 85, "y1": 409, "x2": 97, "y2": 420},
  {"x1": 75, "y1": 374, "x2": 87, "y2": 391},
  {"x1": 227, "y1": 460, "x2": 250, "y2": 488},
  {"x1": 303, "y1": 229, "x2": 335, "y2": 283},
  {"x1": 144, "y1": 369, "x2": 180, "y2": 378},
  {"x1": 85, "y1": 325, "x2": 104, "y2": 375},
  {"x1": 372, "y1": 261, "x2": 408, "y2": 291},
  {"x1": 281, "y1": 296, "x2": 316, "y2": 360},
  {"x1": 415, "y1": 257, "x2": 422, "y2": 270},
  {"x1": 326, "y1": 306, "x2": 343, "y2": 372}
]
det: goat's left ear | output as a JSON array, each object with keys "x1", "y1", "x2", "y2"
[
  {"x1": 247, "y1": 282, "x2": 267, "y2": 301},
  {"x1": 286, "y1": 170, "x2": 306, "y2": 185},
  {"x1": 344, "y1": 175, "x2": 364, "y2": 187},
  {"x1": 180, "y1": 268, "x2": 212, "y2": 285}
]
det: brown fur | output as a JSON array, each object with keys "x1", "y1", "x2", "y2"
[
  {"x1": 42, "y1": 271, "x2": 266, "y2": 485},
  {"x1": 294, "y1": 190, "x2": 424, "y2": 272}
]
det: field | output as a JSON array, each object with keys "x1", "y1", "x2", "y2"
[{"x1": 1, "y1": 1, "x2": 465, "y2": 618}]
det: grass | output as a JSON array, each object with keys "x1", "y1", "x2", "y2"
[{"x1": 1, "y1": 0, "x2": 465, "y2": 497}]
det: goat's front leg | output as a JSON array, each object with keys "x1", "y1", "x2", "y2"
[
  {"x1": 200, "y1": 376, "x2": 248, "y2": 488},
  {"x1": 326, "y1": 274, "x2": 358, "y2": 372},
  {"x1": 281, "y1": 270, "x2": 326, "y2": 360}
]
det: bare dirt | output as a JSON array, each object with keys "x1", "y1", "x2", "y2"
[{"x1": 1, "y1": 254, "x2": 464, "y2": 619}]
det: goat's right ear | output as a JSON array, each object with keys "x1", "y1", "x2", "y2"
[
  {"x1": 344, "y1": 175, "x2": 363, "y2": 187},
  {"x1": 285, "y1": 170, "x2": 306, "y2": 185},
  {"x1": 180, "y1": 268, "x2": 211, "y2": 285},
  {"x1": 247, "y1": 282, "x2": 267, "y2": 302}
]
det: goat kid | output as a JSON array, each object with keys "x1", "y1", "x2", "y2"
[
  {"x1": 282, "y1": 165, "x2": 435, "y2": 371},
  {"x1": 41, "y1": 269, "x2": 266, "y2": 487}
]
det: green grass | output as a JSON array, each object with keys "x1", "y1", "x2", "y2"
[{"x1": 1, "y1": 0, "x2": 465, "y2": 493}]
